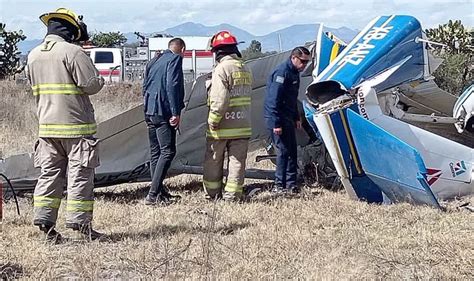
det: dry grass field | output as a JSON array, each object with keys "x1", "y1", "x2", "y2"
[
  {"x1": 1, "y1": 80, "x2": 473, "y2": 279},
  {"x1": 0, "y1": 80, "x2": 142, "y2": 158}
]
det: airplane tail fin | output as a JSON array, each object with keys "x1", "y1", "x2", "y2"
[
  {"x1": 313, "y1": 24, "x2": 347, "y2": 77},
  {"x1": 346, "y1": 108, "x2": 442, "y2": 209}
]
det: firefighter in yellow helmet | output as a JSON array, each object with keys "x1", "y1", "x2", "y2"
[
  {"x1": 26, "y1": 8, "x2": 105, "y2": 242},
  {"x1": 203, "y1": 31, "x2": 253, "y2": 201}
]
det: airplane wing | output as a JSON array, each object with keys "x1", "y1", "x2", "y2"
[
  {"x1": 395, "y1": 80, "x2": 458, "y2": 116},
  {"x1": 1, "y1": 46, "x2": 316, "y2": 190}
]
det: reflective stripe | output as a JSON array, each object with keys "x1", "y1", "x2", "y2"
[
  {"x1": 39, "y1": 123, "x2": 97, "y2": 136},
  {"x1": 224, "y1": 181, "x2": 243, "y2": 193},
  {"x1": 207, "y1": 127, "x2": 251, "y2": 139},
  {"x1": 66, "y1": 200, "x2": 94, "y2": 212},
  {"x1": 229, "y1": 96, "x2": 251, "y2": 107},
  {"x1": 203, "y1": 180, "x2": 222, "y2": 190},
  {"x1": 208, "y1": 112, "x2": 222, "y2": 124},
  {"x1": 228, "y1": 101, "x2": 250, "y2": 107},
  {"x1": 34, "y1": 196, "x2": 61, "y2": 209},
  {"x1": 33, "y1": 89, "x2": 81, "y2": 95},
  {"x1": 32, "y1": 83, "x2": 81, "y2": 96}
]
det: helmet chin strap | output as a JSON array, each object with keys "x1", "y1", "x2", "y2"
[{"x1": 77, "y1": 21, "x2": 89, "y2": 42}]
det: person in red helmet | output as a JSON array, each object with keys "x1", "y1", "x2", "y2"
[{"x1": 203, "y1": 31, "x2": 253, "y2": 201}]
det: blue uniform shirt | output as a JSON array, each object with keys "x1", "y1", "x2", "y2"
[
  {"x1": 143, "y1": 49, "x2": 185, "y2": 119},
  {"x1": 264, "y1": 58, "x2": 301, "y2": 129}
]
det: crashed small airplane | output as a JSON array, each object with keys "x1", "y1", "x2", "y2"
[
  {"x1": 306, "y1": 15, "x2": 474, "y2": 209},
  {"x1": 1, "y1": 15, "x2": 473, "y2": 209}
]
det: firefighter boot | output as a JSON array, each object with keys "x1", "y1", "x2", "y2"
[
  {"x1": 223, "y1": 191, "x2": 243, "y2": 202},
  {"x1": 204, "y1": 190, "x2": 222, "y2": 201},
  {"x1": 39, "y1": 224, "x2": 63, "y2": 244},
  {"x1": 69, "y1": 223, "x2": 106, "y2": 241}
]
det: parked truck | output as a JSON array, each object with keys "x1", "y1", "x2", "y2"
[
  {"x1": 84, "y1": 35, "x2": 214, "y2": 83},
  {"x1": 148, "y1": 36, "x2": 214, "y2": 83}
]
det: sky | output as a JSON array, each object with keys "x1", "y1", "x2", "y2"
[{"x1": 0, "y1": 0, "x2": 473, "y2": 40}]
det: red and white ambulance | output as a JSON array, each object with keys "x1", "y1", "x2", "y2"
[{"x1": 84, "y1": 47, "x2": 122, "y2": 83}]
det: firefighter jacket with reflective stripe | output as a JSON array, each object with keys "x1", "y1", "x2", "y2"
[
  {"x1": 26, "y1": 35, "x2": 104, "y2": 138},
  {"x1": 207, "y1": 54, "x2": 252, "y2": 140}
]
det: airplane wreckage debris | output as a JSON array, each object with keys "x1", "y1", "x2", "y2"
[{"x1": 1, "y1": 15, "x2": 474, "y2": 210}]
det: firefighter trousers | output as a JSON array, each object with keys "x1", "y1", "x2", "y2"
[
  {"x1": 203, "y1": 138, "x2": 249, "y2": 200},
  {"x1": 33, "y1": 137, "x2": 99, "y2": 228}
]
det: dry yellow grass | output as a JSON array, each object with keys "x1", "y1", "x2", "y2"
[
  {"x1": 0, "y1": 80, "x2": 37, "y2": 158},
  {"x1": 0, "y1": 80, "x2": 142, "y2": 158},
  {"x1": 1, "y1": 80, "x2": 473, "y2": 279},
  {"x1": 2, "y1": 177, "x2": 473, "y2": 279}
]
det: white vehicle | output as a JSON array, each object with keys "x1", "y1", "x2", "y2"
[
  {"x1": 84, "y1": 47, "x2": 122, "y2": 83},
  {"x1": 148, "y1": 36, "x2": 214, "y2": 82},
  {"x1": 83, "y1": 37, "x2": 214, "y2": 83}
]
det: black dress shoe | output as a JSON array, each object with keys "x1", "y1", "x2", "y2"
[
  {"x1": 287, "y1": 185, "x2": 301, "y2": 194},
  {"x1": 271, "y1": 184, "x2": 286, "y2": 194},
  {"x1": 144, "y1": 195, "x2": 157, "y2": 205},
  {"x1": 159, "y1": 191, "x2": 181, "y2": 202}
]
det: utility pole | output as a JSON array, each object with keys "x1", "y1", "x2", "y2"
[{"x1": 278, "y1": 33, "x2": 282, "y2": 52}]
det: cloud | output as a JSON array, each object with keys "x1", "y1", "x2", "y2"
[{"x1": 180, "y1": 11, "x2": 198, "y2": 21}]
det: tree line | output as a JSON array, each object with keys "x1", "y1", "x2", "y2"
[{"x1": 425, "y1": 20, "x2": 473, "y2": 95}]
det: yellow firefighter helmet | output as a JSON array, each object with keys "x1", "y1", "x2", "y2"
[{"x1": 39, "y1": 8, "x2": 85, "y2": 41}]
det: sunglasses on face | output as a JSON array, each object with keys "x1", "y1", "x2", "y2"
[{"x1": 296, "y1": 56, "x2": 310, "y2": 64}]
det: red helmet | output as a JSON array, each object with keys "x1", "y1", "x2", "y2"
[{"x1": 210, "y1": 31, "x2": 238, "y2": 52}]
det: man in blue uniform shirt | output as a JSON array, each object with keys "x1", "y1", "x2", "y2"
[
  {"x1": 142, "y1": 38, "x2": 186, "y2": 205},
  {"x1": 264, "y1": 46, "x2": 311, "y2": 193}
]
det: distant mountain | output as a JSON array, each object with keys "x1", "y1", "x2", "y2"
[
  {"x1": 255, "y1": 24, "x2": 320, "y2": 52},
  {"x1": 18, "y1": 22, "x2": 358, "y2": 54},
  {"x1": 163, "y1": 22, "x2": 254, "y2": 41},
  {"x1": 331, "y1": 26, "x2": 359, "y2": 42},
  {"x1": 254, "y1": 24, "x2": 358, "y2": 52},
  {"x1": 159, "y1": 22, "x2": 357, "y2": 52}
]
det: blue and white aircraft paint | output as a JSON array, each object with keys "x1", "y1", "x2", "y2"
[{"x1": 305, "y1": 15, "x2": 474, "y2": 208}]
